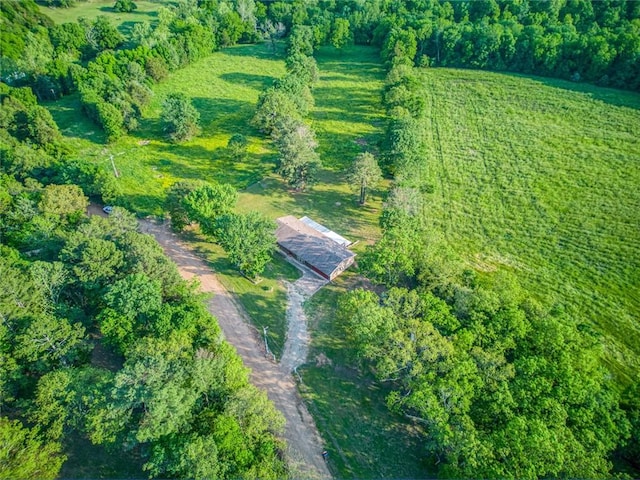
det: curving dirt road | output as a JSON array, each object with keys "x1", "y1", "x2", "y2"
[{"x1": 139, "y1": 219, "x2": 331, "y2": 479}]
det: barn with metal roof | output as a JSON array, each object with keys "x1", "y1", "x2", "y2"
[{"x1": 275, "y1": 216, "x2": 356, "y2": 280}]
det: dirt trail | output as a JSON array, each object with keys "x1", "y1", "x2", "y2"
[
  {"x1": 139, "y1": 219, "x2": 331, "y2": 479},
  {"x1": 280, "y1": 269, "x2": 328, "y2": 375}
]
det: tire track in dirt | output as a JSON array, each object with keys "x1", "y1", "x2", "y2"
[
  {"x1": 280, "y1": 267, "x2": 327, "y2": 375},
  {"x1": 139, "y1": 219, "x2": 331, "y2": 479}
]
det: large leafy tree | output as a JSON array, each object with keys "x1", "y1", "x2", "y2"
[
  {"x1": 88, "y1": 329, "x2": 286, "y2": 479},
  {"x1": 0, "y1": 417, "x2": 65, "y2": 480},
  {"x1": 165, "y1": 180, "x2": 202, "y2": 232},
  {"x1": 252, "y1": 87, "x2": 301, "y2": 136},
  {"x1": 227, "y1": 133, "x2": 248, "y2": 162},
  {"x1": 60, "y1": 234, "x2": 124, "y2": 288},
  {"x1": 183, "y1": 183, "x2": 237, "y2": 233},
  {"x1": 28, "y1": 367, "x2": 113, "y2": 442},
  {"x1": 98, "y1": 273, "x2": 163, "y2": 352},
  {"x1": 161, "y1": 93, "x2": 200, "y2": 143},
  {"x1": 39, "y1": 184, "x2": 88, "y2": 222},
  {"x1": 14, "y1": 315, "x2": 87, "y2": 372},
  {"x1": 113, "y1": 0, "x2": 137, "y2": 13},
  {"x1": 346, "y1": 152, "x2": 382, "y2": 205},
  {"x1": 165, "y1": 181, "x2": 237, "y2": 233},
  {"x1": 330, "y1": 18, "x2": 351, "y2": 50},
  {"x1": 276, "y1": 122, "x2": 321, "y2": 190},
  {"x1": 215, "y1": 212, "x2": 276, "y2": 279}
]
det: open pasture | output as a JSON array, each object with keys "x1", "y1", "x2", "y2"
[
  {"x1": 47, "y1": 43, "x2": 286, "y2": 215},
  {"x1": 417, "y1": 69, "x2": 640, "y2": 382},
  {"x1": 239, "y1": 45, "x2": 387, "y2": 246},
  {"x1": 40, "y1": 0, "x2": 163, "y2": 36}
]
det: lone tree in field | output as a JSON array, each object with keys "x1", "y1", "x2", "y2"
[
  {"x1": 347, "y1": 152, "x2": 383, "y2": 205},
  {"x1": 113, "y1": 0, "x2": 137, "y2": 12},
  {"x1": 161, "y1": 93, "x2": 200, "y2": 143},
  {"x1": 276, "y1": 123, "x2": 321, "y2": 191},
  {"x1": 330, "y1": 18, "x2": 351, "y2": 50},
  {"x1": 165, "y1": 180, "x2": 236, "y2": 232},
  {"x1": 227, "y1": 133, "x2": 248, "y2": 162}
]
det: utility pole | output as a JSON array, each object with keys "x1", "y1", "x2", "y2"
[{"x1": 263, "y1": 326, "x2": 270, "y2": 356}]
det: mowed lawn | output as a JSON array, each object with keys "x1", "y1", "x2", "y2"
[{"x1": 417, "y1": 69, "x2": 640, "y2": 383}]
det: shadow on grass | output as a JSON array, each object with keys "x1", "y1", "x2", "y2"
[
  {"x1": 300, "y1": 365, "x2": 433, "y2": 479},
  {"x1": 239, "y1": 291, "x2": 286, "y2": 356},
  {"x1": 191, "y1": 97, "x2": 259, "y2": 135},
  {"x1": 313, "y1": 89, "x2": 382, "y2": 118},
  {"x1": 220, "y1": 72, "x2": 276, "y2": 91},
  {"x1": 221, "y1": 42, "x2": 286, "y2": 60},
  {"x1": 242, "y1": 174, "x2": 381, "y2": 242},
  {"x1": 118, "y1": 20, "x2": 141, "y2": 37},
  {"x1": 45, "y1": 94, "x2": 107, "y2": 145},
  {"x1": 119, "y1": 192, "x2": 165, "y2": 217},
  {"x1": 144, "y1": 142, "x2": 270, "y2": 187},
  {"x1": 503, "y1": 72, "x2": 640, "y2": 111},
  {"x1": 298, "y1": 282, "x2": 433, "y2": 479}
]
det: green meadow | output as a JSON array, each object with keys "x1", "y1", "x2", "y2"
[
  {"x1": 416, "y1": 68, "x2": 640, "y2": 383},
  {"x1": 40, "y1": 0, "x2": 163, "y2": 36},
  {"x1": 48, "y1": 43, "x2": 286, "y2": 215}
]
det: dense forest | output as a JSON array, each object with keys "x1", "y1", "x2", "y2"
[{"x1": 1, "y1": 0, "x2": 639, "y2": 478}]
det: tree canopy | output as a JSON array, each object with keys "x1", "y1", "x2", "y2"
[
  {"x1": 347, "y1": 152, "x2": 383, "y2": 205},
  {"x1": 161, "y1": 92, "x2": 201, "y2": 143}
]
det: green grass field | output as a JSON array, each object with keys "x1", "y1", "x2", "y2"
[
  {"x1": 416, "y1": 68, "x2": 640, "y2": 383},
  {"x1": 40, "y1": 0, "x2": 164, "y2": 37},
  {"x1": 44, "y1": 38, "x2": 640, "y2": 475},
  {"x1": 47, "y1": 43, "x2": 286, "y2": 215}
]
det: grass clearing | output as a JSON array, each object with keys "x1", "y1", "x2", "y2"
[
  {"x1": 416, "y1": 68, "x2": 640, "y2": 384},
  {"x1": 40, "y1": 0, "x2": 163, "y2": 37},
  {"x1": 47, "y1": 43, "x2": 286, "y2": 216},
  {"x1": 238, "y1": 45, "x2": 388, "y2": 247}
]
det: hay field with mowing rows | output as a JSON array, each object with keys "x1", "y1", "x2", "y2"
[{"x1": 416, "y1": 68, "x2": 640, "y2": 383}]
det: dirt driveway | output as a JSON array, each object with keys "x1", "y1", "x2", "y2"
[{"x1": 139, "y1": 219, "x2": 331, "y2": 479}]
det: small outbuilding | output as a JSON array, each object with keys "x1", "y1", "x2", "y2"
[{"x1": 275, "y1": 215, "x2": 356, "y2": 281}]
